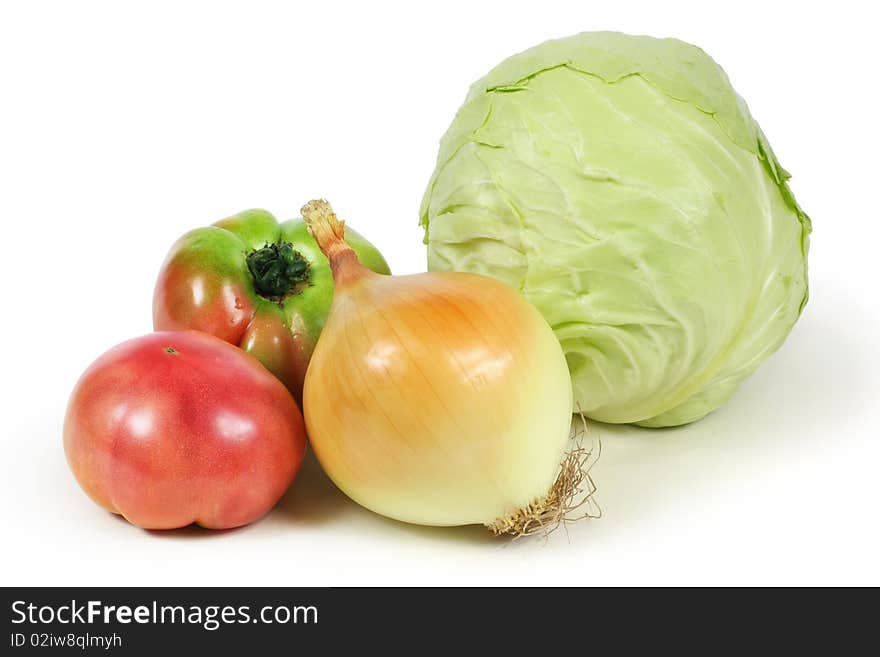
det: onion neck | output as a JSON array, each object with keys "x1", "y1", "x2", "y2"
[
  {"x1": 301, "y1": 198, "x2": 372, "y2": 287},
  {"x1": 328, "y1": 249, "x2": 372, "y2": 288}
]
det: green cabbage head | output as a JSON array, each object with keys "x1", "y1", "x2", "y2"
[{"x1": 420, "y1": 32, "x2": 811, "y2": 427}]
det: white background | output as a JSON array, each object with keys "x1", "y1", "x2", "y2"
[{"x1": 1, "y1": 0, "x2": 877, "y2": 586}]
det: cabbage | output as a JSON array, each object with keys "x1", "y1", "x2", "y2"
[{"x1": 419, "y1": 32, "x2": 811, "y2": 427}]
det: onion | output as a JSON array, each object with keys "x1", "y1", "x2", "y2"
[{"x1": 301, "y1": 200, "x2": 594, "y2": 535}]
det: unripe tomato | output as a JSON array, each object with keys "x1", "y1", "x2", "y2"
[
  {"x1": 153, "y1": 209, "x2": 389, "y2": 405},
  {"x1": 63, "y1": 330, "x2": 306, "y2": 530}
]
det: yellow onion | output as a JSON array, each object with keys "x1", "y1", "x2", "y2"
[{"x1": 301, "y1": 200, "x2": 590, "y2": 535}]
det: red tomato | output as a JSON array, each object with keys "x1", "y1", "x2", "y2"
[{"x1": 63, "y1": 330, "x2": 306, "y2": 529}]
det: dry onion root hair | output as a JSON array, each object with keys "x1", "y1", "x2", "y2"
[{"x1": 486, "y1": 412, "x2": 601, "y2": 539}]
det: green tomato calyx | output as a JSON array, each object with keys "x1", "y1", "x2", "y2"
[{"x1": 246, "y1": 242, "x2": 310, "y2": 302}]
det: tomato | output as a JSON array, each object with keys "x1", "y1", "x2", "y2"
[
  {"x1": 63, "y1": 330, "x2": 306, "y2": 530},
  {"x1": 153, "y1": 208, "x2": 389, "y2": 404}
]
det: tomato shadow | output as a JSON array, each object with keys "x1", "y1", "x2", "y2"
[
  {"x1": 273, "y1": 447, "x2": 356, "y2": 526},
  {"x1": 103, "y1": 513, "x2": 252, "y2": 539},
  {"x1": 144, "y1": 524, "x2": 250, "y2": 539}
]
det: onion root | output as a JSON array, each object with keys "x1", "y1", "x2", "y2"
[{"x1": 487, "y1": 414, "x2": 601, "y2": 538}]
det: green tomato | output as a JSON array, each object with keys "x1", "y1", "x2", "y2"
[{"x1": 153, "y1": 209, "x2": 390, "y2": 405}]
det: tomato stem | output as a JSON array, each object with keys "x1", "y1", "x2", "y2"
[{"x1": 246, "y1": 242, "x2": 311, "y2": 302}]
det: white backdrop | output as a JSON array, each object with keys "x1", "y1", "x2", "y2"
[{"x1": 1, "y1": 0, "x2": 877, "y2": 586}]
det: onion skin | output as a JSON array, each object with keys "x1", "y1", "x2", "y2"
[{"x1": 302, "y1": 207, "x2": 573, "y2": 527}]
